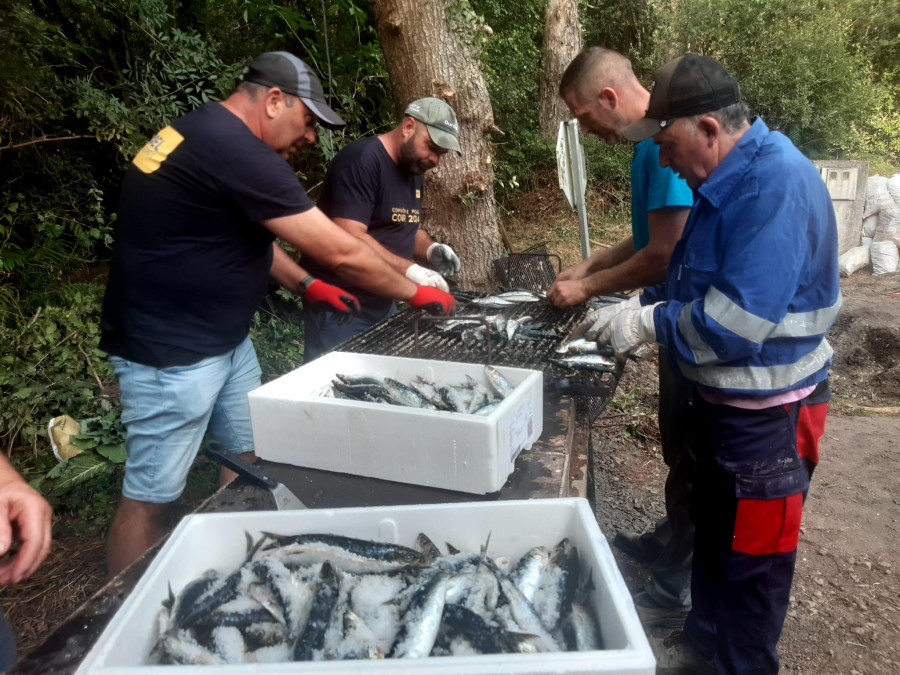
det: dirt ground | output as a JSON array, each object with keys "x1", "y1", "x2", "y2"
[{"x1": 592, "y1": 272, "x2": 900, "y2": 674}]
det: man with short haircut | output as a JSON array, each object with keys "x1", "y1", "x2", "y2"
[
  {"x1": 302, "y1": 97, "x2": 463, "y2": 361},
  {"x1": 598, "y1": 54, "x2": 840, "y2": 673},
  {"x1": 553, "y1": 47, "x2": 695, "y2": 629},
  {"x1": 100, "y1": 52, "x2": 455, "y2": 576}
]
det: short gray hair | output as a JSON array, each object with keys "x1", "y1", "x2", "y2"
[{"x1": 686, "y1": 100, "x2": 750, "y2": 133}]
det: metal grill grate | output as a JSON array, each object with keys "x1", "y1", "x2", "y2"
[
  {"x1": 492, "y1": 246, "x2": 561, "y2": 294},
  {"x1": 332, "y1": 292, "x2": 623, "y2": 401}
]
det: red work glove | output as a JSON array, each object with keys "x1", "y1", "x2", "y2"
[
  {"x1": 303, "y1": 278, "x2": 361, "y2": 324},
  {"x1": 408, "y1": 284, "x2": 456, "y2": 316}
]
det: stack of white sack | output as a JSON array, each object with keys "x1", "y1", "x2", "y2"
[{"x1": 851, "y1": 174, "x2": 900, "y2": 275}]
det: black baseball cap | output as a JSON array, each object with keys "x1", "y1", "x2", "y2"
[
  {"x1": 242, "y1": 51, "x2": 346, "y2": 129},
  {"x1": 621, "y1": 54, "x2": 741, "y2": 142}
]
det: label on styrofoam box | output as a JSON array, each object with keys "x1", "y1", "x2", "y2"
[{"x1": 507, "y1": 391, "x2": 535, "y2": 462}]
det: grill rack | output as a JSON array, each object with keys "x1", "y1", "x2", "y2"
[{"x1": 331, "y1": 291, "x2": 624, "y2": 404}]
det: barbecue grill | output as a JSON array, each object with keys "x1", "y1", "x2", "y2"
[{"x1": 332, "y1": 290, "x2": 624, "y2": 421}]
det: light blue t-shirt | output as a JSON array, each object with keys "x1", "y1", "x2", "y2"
[{"x1": 631, "y1": 138, "x2": 694, "y2": 251}]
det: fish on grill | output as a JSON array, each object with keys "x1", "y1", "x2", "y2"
[
  {"x1": 550, "y1": 354, "x2": 618, "y2": 373},
  {"x1": 331, "y1": 292, "x2": 622, "y2": 403}
]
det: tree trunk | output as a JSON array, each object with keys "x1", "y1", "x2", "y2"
[
  {"x1": 373, "y1": 0, "x2": 503, "y2": 290},
  {"x1": 539, "y1": 0, "x2": 582, "y2": 139}
]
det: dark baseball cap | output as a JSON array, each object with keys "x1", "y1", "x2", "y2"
[
  {"x1": 404, "y1": 97, "x2": 462, "y2": 155},
  {"x1": 242, "y1": 51, "x2": 346, "y2": 130},
  {"x1": 621, "y1": 54, "x2": 741, "y2": 142}
]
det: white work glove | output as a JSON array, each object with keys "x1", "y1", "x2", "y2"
[
  {"x1": 568, "y1": 295, "x2": 642, "y2": 341},
  {"x1": 405, "y1": 263, "x2": 450, "y2": 292},
  {"x1": 426, "y1": 242, "x2": 461, "y2": 276},
  {"x1": 597, "y1": 302, "x2": 662, "y2": 355}
]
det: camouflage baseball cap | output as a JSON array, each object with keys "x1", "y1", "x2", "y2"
[{"x1": 404, "y1": 97, "x2": 461, "y2": 155}]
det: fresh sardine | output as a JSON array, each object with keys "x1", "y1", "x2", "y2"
[
  {"x1": 484, "y1": 365, "x2": 515, "y2": 398},
  {"x1": 292, "y1": 561, "x2": 341, "y2": 661}
]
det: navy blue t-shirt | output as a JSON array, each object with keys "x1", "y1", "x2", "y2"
[
  {"x1": 303, "y1": 136, "x2": 424, "y2": 320},
  {"x1": 100, "y1": 103, "x2": 314, "y2": 367}
]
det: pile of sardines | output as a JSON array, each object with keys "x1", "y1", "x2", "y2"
[
  {"x1": 440, "y1": 289, "x2": 622, "y2": 373},
  {"x1": 154, "y1": 531, "x2": 602, "y2": 664},
  {"x1": 329, "y1": 365, "x2": 515, "y2": 416}
]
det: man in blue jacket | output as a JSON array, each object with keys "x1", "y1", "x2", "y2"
[{"x1": 597, "y1": 54, "x2": 840, "y2": 673}]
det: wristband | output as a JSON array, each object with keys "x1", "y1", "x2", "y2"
[{"x1": 300, "y1": 275, "x2": 317, "y2": 292}]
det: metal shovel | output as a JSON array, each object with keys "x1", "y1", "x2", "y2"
[{"x1": 203, "y1": 442, "x2": 307, "y2": 510}]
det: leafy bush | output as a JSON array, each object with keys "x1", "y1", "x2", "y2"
[
  {"x1": 0, "y1": 282, "x2": 129, "y2": 529},
  {"x1": 647, "y1": 0, "x2": 880, "y2": 156},
  {"x1": 0, "y1": 0, "x2": 235, "y2": 320},
  {"x1": 251, "y1": 289, "x2": 307, "y2": 382},
  {"x1": 0, "y1": 283, "x2": 113, "y2": 453},
  {"x1": 473, "y1": 0, "x2": 550, "y2": 193}
]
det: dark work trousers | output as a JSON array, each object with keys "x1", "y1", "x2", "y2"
[
  {"x1": 684, "y1": 381, "x2": 829, "y2": 674},
  {"x1": 643, "y1": 350, "x2": 695, "y2": 611},
  {"x1": 303, "y1": 303, "x2": 396, "y2": 363}
]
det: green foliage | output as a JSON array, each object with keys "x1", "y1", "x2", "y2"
[
  {"x1": 846, "y1": 0, "x2": 900, "y2": 85},
  {"x1": 581, "y1": 0, "x2": 661, "y2": 79},
  {"x1": 250, "y1": 289, "x2": 306, "y2": 381},
  {"x1": 0, "y1": 283, "x2": 112, "y2": 452},
  {"x1": 647, "y1": 0, "x2": 882, "y2": 156},
  {"x1": 471, "y1": 0, "x2": 551, "y2": 194},
  {"x1": 0, "y1": 0, "x2": 234, "y2": 319}
]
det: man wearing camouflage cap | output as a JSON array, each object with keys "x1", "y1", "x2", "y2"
[
  {"x1": 302, "y1": 96, "x2": 463, "y2": 360},
  {"x1": 101, "y1": 53, "x2": 456, "y2": 576}
]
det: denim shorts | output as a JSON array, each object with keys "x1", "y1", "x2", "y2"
[{"x1": 109, "y1": 336, "x2": 261, "y2": 503}]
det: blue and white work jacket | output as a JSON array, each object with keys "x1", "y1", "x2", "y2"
[{"x1": 643, "y1": 118, "x2": 841, "y2": 397}]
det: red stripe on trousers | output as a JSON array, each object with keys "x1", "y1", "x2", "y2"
[
  {"x1": 733, "y1": 493, "x2": 804, "y2": 555},
  {"x1": 796, "y1": 401, "x2": 827, "y2": 466},
  {"x1": 731, "y1": 401, "x2": 828, "y2": 555}
]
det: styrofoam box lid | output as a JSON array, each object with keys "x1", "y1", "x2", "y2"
[{"x1": 77, "y1": 499, "x2": 654, "y2": 674}]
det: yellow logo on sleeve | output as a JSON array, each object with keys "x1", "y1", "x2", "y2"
[
  {"x1": 416, "y1": 189, "x2": 421, "y2": 199},
  {"x1": 132, "y1": 126, "x2": 184, "y2": 174}
]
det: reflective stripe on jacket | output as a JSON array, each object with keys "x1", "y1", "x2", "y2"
[{"x1": 644, "y1": 118, "x2": 841, "y2": 396}]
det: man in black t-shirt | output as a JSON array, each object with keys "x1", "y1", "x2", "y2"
[
  {"x1": 100, "y1": 52, "x2": 456, "y2": 577},
  {"x1": 301, "y1": 97, "x2": 463, "y2": 360}
]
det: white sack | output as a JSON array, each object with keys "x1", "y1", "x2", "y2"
[
  {"x1": 838, "y1": 246, "x2": 871, "y2": 277},
  {"x1": 870, "y1": 240, "x2": 899, "y2": 276},
  {"x1": 874, "y1": 207, "x2": 900, "y2": 248},
  {"x1": 888, "y1": 172, "x2": 900, "y2": 207},
  {"x1": 865, "y1": 175, "x2": 892, "y2": 218},
  {"x1": 862, "y1": 214, "x2": 879, "y2": 239}
]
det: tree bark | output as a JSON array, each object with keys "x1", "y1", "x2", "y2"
[
  {"x1": 373, "y1": 0, "x2": 503, "y2": 290},
  {"x1": 539, "y1": 0, "x2": 582, "y2": 139}
]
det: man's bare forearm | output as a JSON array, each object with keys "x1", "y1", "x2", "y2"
[{"x1": 269, "y1": 244, "x2": 308, "y2": 293}]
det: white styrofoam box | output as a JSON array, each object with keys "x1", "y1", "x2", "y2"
[
  {"x1": 76, "y1": 499, "x2": 655, "y2": 674},
  {"x1": 248, "y1": 352, "x2": 543, "y2": 494}
]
